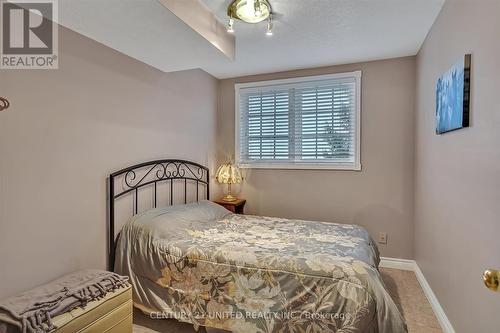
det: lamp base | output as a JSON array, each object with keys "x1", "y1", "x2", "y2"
[{"x1": 221, "y1": 193, "x2": 238, "y2": 202}]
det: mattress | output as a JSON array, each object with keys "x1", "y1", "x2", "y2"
[{"x1": 114, "y1": 201, "x2": 406, "y2": 333}]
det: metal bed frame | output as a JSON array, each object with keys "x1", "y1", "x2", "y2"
[{"x1": 107, "y1": 159, "x2": 209, "y2": 270}]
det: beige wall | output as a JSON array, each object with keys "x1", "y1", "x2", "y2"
[
  {"x1": 4, "y1": 5, "x2": 498, "y2": 331},
  {"x1": 0, "y1": 26, "x2": 218, "y2": 298},
  {"x1": 414, "y1": 0, "x2": 500, "y2": 331},
  {"x1": 217, "y1": 57, "x2": 416, "y2": 259}
]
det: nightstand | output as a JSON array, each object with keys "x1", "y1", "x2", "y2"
[{"x1": 213, "y1": 198, "x2": 246, "y2": 214}]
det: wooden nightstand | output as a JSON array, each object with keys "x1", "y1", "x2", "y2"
[{"x1": 213, "y1": 198, "x2": 246, "y2": 214}]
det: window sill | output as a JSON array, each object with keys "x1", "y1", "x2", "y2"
[{"x1": 238, "y1": 162, "x2": 362, "y2": 171}]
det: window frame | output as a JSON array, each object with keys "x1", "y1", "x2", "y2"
[{"x1": 235, "y1": 71, "x2": 362, "y2": 170}]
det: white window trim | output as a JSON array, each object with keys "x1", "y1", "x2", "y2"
[{"x1": 234, "y1": 71, "x2": 362, "y2": 171}]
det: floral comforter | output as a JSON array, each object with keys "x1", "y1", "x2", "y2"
[{"x1": 114, "y1": 201, "x2": 406, "y2": 333}]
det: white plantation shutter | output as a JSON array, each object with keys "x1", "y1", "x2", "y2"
[{"x1": 236, "y1": 72, "x2": 361, "y2": 170}]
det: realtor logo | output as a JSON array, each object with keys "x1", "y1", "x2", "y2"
[{"x1": 1, "y1": 0, "x2": 58, "y2": 69}]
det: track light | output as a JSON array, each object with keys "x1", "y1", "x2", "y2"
[
  {"x1": 227, "y1": 17, "x2": 235, "y2": 33},
  {"x1": 266, "y1": 15, "x2": 273, "y2": 36}
]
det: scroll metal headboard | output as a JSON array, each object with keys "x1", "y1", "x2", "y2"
[{"x1": 107, "y1": 159, "x2": 209, "y2": 270}]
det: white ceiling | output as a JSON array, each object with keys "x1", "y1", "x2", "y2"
[
  {"x1": 58, "y1": 0, "x2": 444, "y2": 79},
  {"x1": 58, "y1": 0, "x2": 227, "y2": 73}
]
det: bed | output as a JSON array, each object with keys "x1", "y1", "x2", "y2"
[{"x1": 108, "y1": 160, "x2": 407, "y2": 333}]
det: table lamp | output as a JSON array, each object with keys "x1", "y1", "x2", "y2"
[{"x1": 215, "y1": 162, "x2": 242, "y2": 202}]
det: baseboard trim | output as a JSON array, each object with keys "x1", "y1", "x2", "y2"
[
  {"x1": 412, "y1": 264, "x2": 456, "y2": 333},
  {"x1": 379, "y1": 257, "x2": 415, "y2": 271},
  {"x1": 379, "y1": 257, "x2": 456, "y2": 333}
]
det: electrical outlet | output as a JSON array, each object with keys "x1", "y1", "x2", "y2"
[{"x1": 378, "y1": 232, "x2": 388, "y2": 244}]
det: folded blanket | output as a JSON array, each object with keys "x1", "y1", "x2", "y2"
[{"x1": 0, "y1": 270, "x2": 129, "y2": 333}]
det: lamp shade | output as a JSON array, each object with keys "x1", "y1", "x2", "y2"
[{"x1": 215, "y1": 163, "x2": 242, "y2": 184}]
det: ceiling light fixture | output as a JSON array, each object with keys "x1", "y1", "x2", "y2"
[{"x1": 227, "y1": 0, "x2": 274, "y2": 36}]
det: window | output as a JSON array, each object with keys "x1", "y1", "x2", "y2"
[{"x1": 235, "y1": 71, "x2": 361, "y2": 170}]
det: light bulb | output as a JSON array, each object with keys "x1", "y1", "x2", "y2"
[
  {"x1": 227, "y1": 18, "x2": 234, "y2": 33},
  {"x1": 266, "y1": 16, "x2": 273, "y2": 36},
  {"x1": 254, "y1": 0, "x2": 262, "y2": 16}
]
